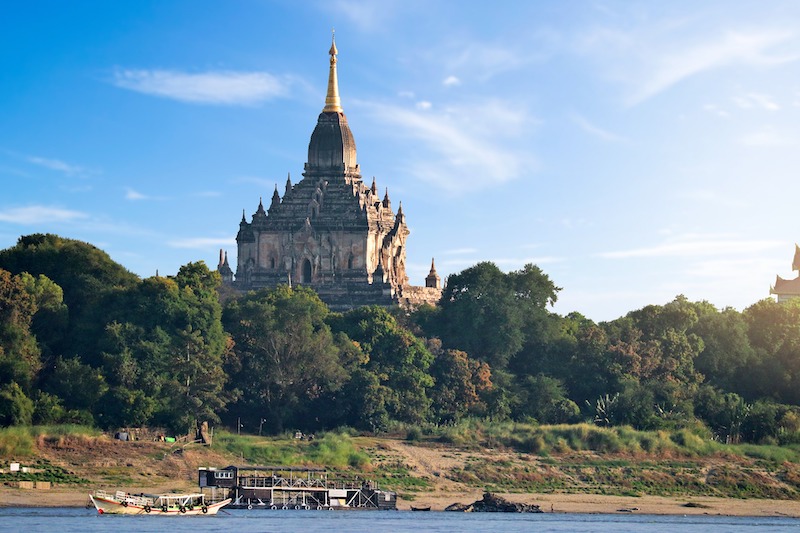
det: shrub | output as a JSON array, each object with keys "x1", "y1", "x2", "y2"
[
  {"x1": 0, "y1": 426, "x2": 35, "y2": 458},
  {"x1": 405, "y1": 427, "x2": 422, "y2": 441},
  {"x1": 0, "y1": 383, "x2": 33, "y2": 426}
]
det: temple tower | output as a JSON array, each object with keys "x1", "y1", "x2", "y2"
[{"x1": 222, "y1": 35, "x2": 439, "y2": 310}]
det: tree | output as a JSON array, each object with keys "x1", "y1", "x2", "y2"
[
  {"x1": 44, "y1": 356, "x2": 108, "y2": 413},
  {"x1": 694, "y1": 385, "x2": 749, "y2": 443},
  {"x1": 0, "y1": 382, "x2": 34, "y2": 426},
  {"x1": 92, "y1": 262, "x2": 233, "y2": 432},
  {"x1": 561, "y1": 322, "x2": 620, "y2": 405},
  {"x1": 598, "y1": 297, "x2": 706, "y2": 418},
  {"x1": 98, "y1": 387, "x2": 156, "y2": 428},
  {"x1": 614, "y1": 379, "x2": 658, "y2": 429},
  {"x1": 0, "y1": 269, "x2": 41, "y2": 391},
  {"x1": 427, "y1": 339, "x2": 492, "y2": 423},
  {"x1": 165, "y1": 263, "x2": 233, "y2": 432},
  {"x1": 0, "y1": 234, "x2": 139, "y2": 365},
  {"x1": 740, "y1": 401, "x2": 783, "y2": 444},
  {"x1": 513, "y1": 373, "x2": 580, "y2": 424},
  {"x1": 330, "y1": 306, "x2": 433, "y2": 425},
  {"x1": 341, "y1": 368, "x2": 391, "y2": 432},
  {"x1": 435, "y1": 262, "x2": 559, "y2": 370},
  {"x1": 32, "y1": 391, "x2": 67, "y2": 425},
  {"x1": 743, "y1": 299, "x2": 800, "y2": 405},
  {"x1": 18, "y1": 272, "x2": 69, "y2": 364},
  {"x1": 692, "y1": 308, "x2": 755, "y2": 394},
  {"x1": 224, "y1": 286, "x2": 345, "y2": 433}
]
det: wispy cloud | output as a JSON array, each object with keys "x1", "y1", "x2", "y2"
[
  {"x1": 0, "y1": 205, "x2": 89, "y2": 224},
  {"x1": 0, "y1": 165, "x2": 31, "y2": 178},
  {"x1": 328, "y1": 0, "x2": 397, "y2": 31},
  {"x1": 702, "y1": 103, "x2": 730, "y2": 118},
  {"x1": 732, "y1": 93, "x2": 780, "y2": 111},
  {"x1": 125, "y1": 187, "x2": 148, "y2": 201},
  {"x1": 26, "y1": 155, "x2": 88, "y2": 177},
  {"x1": 570, "y1": 112, "x2": 627, "y2": 142},
  {"x1": 167, "y1": 236, "x2": 236, "y2": 249},
  {"x1": 125, "y1": 187, "x2": 170, "y2": 201},
  {"x1": 598, "y1": 234, "x2": 783, "y2": 259},
  {"x1": 357, "y1": 98, "x2": 538, "y2": 191},
  {"x1": 632, "y1": 30, "x2": 799, "y2": 105},
  {"x1": 111, "y1": 69, "x2": 291, "y2": 105},
  {"x1": 445, "y1": 42, "x2": 534, "y2": 82},
  {"x1": 443, "y1": 75, "x2": 461, "y2": 87},
  {"x1": 580, "y1": 25, "x2": 800, "y2": 105}
]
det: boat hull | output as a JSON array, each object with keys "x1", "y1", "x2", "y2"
[{"x1": 90, "y1": 494, "x2": 230, "y2": 515}]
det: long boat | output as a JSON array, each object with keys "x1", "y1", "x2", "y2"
[{"x1": 89, "y1": 489, "x2": 231, "y2": 515}]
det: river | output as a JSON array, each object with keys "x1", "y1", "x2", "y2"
[{"x1": 0, "y1": 507, "x2": 799, "y2": 532}]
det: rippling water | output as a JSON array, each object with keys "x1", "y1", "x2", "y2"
[{"x1": 0, "y1": 507, "x2": 799, "y2": 533}]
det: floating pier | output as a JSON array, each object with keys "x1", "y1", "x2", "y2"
[{"x1": 198, "y1": 465, "x2": 397, "y2": 510}]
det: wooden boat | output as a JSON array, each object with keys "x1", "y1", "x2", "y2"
[
  {"x1": 410, "y1": 505, "x2": 431, "y2": 511},
  {"x1": 89, "y1": 489, "x2": 231, "y2": 515}
]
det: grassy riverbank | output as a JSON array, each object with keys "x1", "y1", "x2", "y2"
[{"x1": 2, "y1": 422, "x2": 800, "y2": 514}]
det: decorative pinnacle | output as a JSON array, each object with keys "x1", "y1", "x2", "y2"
[
  {"x1": 323, "y1": 30, "x2": 343, "y2": 113},
  {"x1": 793, "y1": 243, "x2": 800, "y2": 272}
]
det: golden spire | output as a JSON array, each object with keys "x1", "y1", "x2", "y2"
[{"x1": 323, "y1": 30, "x2": 343, "y2": 113}]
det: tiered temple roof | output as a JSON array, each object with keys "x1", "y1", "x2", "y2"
[{"x1": 770, "y1": 244, "x2": 800, "y2": 302}]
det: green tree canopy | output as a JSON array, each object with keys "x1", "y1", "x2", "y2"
[
  {"x1": 434, "y1": 262, "x2": 560, "y2": 370},
  {"x1": 96, "y1": 262, "x2": 232, "y2": 432},
  {"x1": 0, "y1": 269, "x2": 41, "y2": 391},
  {"x1": 223, "y1": 286, "x2": 345, "y2": 433},
  {"x1": 0, "y1": 234, "x2": 139, "y2": 364},
  {"x1": 0, "y1": 382, "x2": 34, "y2": 426},
  {"x1": 743, "y1": 298, "x2": 800, "y2": 405},
  {"x1": 329, "y1": 306, "x2": 434, "y2": 425},
  {"x1": 427, "y1": 338, "x2": 492, "y2": 424}
]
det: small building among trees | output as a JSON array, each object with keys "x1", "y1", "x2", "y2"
[{"x1": 771, "y1": 244, "x2": 800, "y2": 302}]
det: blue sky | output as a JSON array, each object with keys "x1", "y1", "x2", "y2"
[{"x1": 2, "y1": 1, "x2": 799, "y2": 322}]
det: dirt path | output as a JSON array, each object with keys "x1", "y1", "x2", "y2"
[{"x1": 382, "y1": 441, "x2": 464, "y2": 491}]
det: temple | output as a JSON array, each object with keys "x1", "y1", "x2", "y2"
[
  {"x1": 218, "y1": 35, "x2": 441, "y2": 311},
  {"x1": 770, "y1": 244, "x2": 800, "y2": 302}
]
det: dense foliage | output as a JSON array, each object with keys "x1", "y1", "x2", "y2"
[{"x1": 2, "y1": 234, "x2": 800, "y2": 446}]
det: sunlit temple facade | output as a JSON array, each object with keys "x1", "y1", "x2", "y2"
[{"x1": 219, "y1": 36, "x2": 441, "y2": 310}]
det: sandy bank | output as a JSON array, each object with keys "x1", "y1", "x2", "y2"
[
  {"x1": 398, "y1": 490, "x2": 800, "y2": 517},
  {"x1": 3, "y1": 486, "x2": 799, "y2": 517}
]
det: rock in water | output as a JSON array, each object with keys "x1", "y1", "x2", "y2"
[
  {"x1": 444, "y1": 502, "x2": 471, "y2": 512},
  {"x1": 470, "y1": 492, "x2": 542, "y2": 513}
]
